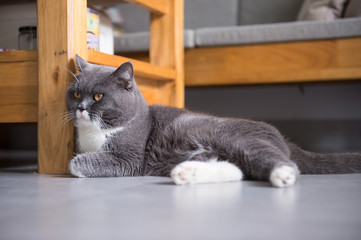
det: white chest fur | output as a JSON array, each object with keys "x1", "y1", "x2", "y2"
[{"x1": 76, "y1": 121, "x2": 124, "y2": 153}]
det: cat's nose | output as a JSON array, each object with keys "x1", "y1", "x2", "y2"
[{"x1": 78, "y1": 106, "x2": 86, "y2": 112}]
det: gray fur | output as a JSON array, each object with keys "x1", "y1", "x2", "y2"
[{"x1": 66, "y1": 56, "x2": 361, "y2": 183}]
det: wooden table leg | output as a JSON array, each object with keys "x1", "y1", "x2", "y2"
[{"x1": 37, "y1": 0, "x2": 87, "y2": 174}]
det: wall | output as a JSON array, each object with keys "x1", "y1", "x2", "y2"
[
  {"x1": 0, "y1": 2, "x2": 37, "y2": 50},
  {"x1": 116, "y1": 0, "x2": 239, "y2": 33},
  {"x1": 185, "y1": 82, "x2": 361, "y2": 153}
]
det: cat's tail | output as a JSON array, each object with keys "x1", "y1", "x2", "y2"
[{"x1": 288, "y1": 142, "x2": 361, "y2": 174}]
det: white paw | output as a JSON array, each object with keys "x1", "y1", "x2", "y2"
[
  {"x1": 170, "y1": 161, "x2": 242, "y2": 185},
  {"x1": 69, "y1": 159, "x2": 86, "y2": 178},
  {"x1": 171, "y1": 162, "x2": 197, "y2": 185},
  {"x1": 270, "y1": 165, "x2": 298, "y2": 188}
]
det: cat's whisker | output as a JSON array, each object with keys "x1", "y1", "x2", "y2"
[
  {"x1": 99, "y1": 118, "x2": 108, "y2": 130},
  {"x1": 66, "y1": 80, "x2": 75, "y2": 85},
  {"x1": 56, "y1": 115, "x2": 73, "y2": 128},
  {"x1": 92, "y1": 111, "x2": 108, "y2": 130},
  {"x1": 57, "y1": 65, "x2": 80, "y2": 83},
  {"x1": 51, "y1": 103, "x2": 69, "y2": 106},
  {"x1": 56, "y1": 112, "x2": 75, "y2": 129},
  {"x1": 96, "y1": 118, "x2": 104, "y2": 129},
  {"x1": 98, "y1": 117, "x2": 108, "y2": 130},
  {"x1": 45, "y1": 111, "x2": 71, "y2": 123}
]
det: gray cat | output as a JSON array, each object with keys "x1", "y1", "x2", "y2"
[{"x1": 66, "y1": 55, "x2": 361, "y2": 187}]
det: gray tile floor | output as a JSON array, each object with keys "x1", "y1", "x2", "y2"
[{"x1": 1, "y1": 165, "x2": 361, "y2": 240}]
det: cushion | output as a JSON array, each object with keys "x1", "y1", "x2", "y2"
[
  {"x1": 114, "y1": 30, "x2": 195, "y2": 53},
  {"x1": 195, "y1": 17, "x2": 361, "y2": 47},
  {"x1": 297, "y1": 0, "x2": 348, "y2": 21}
]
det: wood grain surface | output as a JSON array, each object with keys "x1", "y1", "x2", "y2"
[
  {"x1": 150, "y1": 0, "x2": 184, "y2": 107},
  {"x1": 0, "y1": 61, "x2": 38, "y2": 123},
  {"x1": 185, "y1": 38, "x2": 361, "y2": 86},
  {"x1": 37, "y1": 0, "x2": 87, "y2": 174},
  {"x1": 88, "y1": 50, "x2": 176, "y2": 81}
]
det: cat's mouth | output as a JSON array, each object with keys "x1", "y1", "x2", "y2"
[{"x1": 76, "y1": 110, "x2": 91, "y2": 122}]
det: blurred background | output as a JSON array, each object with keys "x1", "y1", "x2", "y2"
[{"x1": 1, "y1": 0, "x2": 360, "y2": 167}]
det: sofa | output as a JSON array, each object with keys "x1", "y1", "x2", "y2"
[{"x1": 113, "y1": 0, "x2": 361, "y2": 86}]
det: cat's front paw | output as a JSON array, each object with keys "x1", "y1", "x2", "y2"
[
  {"x1": 270, "y1": 165, "x2": 298, "y2": 188},
  {"x1": 69, "y1": 155, "x2": 86, "y2": 178}
]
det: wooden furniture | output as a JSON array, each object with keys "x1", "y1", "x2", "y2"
[
  {"x1": 185, "y1": 37, "x2": 361, "y2": 86},
  {"x1": 119, "y1": 37, "x2": 361, "y2": 86},
  {"x1": 0, "y1": 0, "x2": 184, "y2": 174}
]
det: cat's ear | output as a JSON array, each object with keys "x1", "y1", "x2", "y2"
[
  {"x1": 111, "y1": 61, "x2": 134, "y2": 90},
  {"x1": 75, "y1": 54, "x2": 89, "y2": 72}
]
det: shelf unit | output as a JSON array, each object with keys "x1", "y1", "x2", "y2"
[
  {"x1": 184, "y1": 37, "x2": 361, "y2": 86},
  {"x1": 0, "y1": 0, "x2": 184, "y2": 174},
  {"x1": 0, "y1": 50, "x2": 38, "y2": 123},
  {"x1": 120, "y1": 37, "x2": 361, "y2": 86}
]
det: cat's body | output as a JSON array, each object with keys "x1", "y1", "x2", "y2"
[{"x1": 67, "y1": 56, "x2": 361, "y2": 187}]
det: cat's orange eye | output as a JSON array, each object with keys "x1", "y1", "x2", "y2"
[
  {"x1": 73, "y1": 91, "x2": 81, "y2": 99},
  {"x1": 94, "y1": 93, "x2": 103, "y2": 101}
]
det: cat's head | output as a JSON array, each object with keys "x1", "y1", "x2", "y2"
[{"x1": 66, "y1": 55, "x2": 145, "y2": 129}]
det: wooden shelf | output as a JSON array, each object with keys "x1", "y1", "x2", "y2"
[
  {"x1": 0, "y1": 50, "x2": 37, "y2": 63},
  {"x1": 0, "y1": 50, "x2": 38, "y2": 123},
  {"x1": 0, "y1": 48, "x2": 179, "y2": 123},
  {"x1": 185, "y1": 38, "x2": 361, "y2": 86},
  {"x1": 87, "y1": 0, "x2": 168, "y2": 14},
  {"x1": 88, "y1": 50, "x2": 176, "y2": 81},
  {"x1": 122, "y1": 0, "x2": 168, "y2": 14}
]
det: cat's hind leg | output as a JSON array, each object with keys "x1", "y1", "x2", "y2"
[
  {"x1": 240, "y1": 139, "x2": 300, "y2": 188},
  {"x1": 171, "y1": 160, "x2": 243, "y2": 185},
  {"x1": 269, "y1": 165, "x2": 298, "y2": 188}
]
